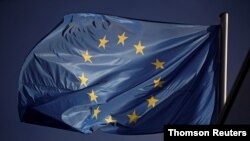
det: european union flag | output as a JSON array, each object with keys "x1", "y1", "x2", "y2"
[{"x1": 18, "y1": 13, "x2": 220, "y2": 134}]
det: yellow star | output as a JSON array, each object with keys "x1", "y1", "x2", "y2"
[
  {"x1": 79, "y1": 73, "x2": 88, "y2": 87},
  {"x1": 99, "y1": 35, "x2": 109, "y2": 48},
  {"x1": 127, "y1": 110, "x2": 140, "y2": 123},
  {"x1": 147, "y1": 96, "x2": 159, "y2": 108},
  {"x1": 82, "y1": 50, "x2": 92, "y2": 63},
  {"x1": 117, "y1": 32, "x2": 128, "y2": 46},
  {"x1": 134, "y1": 41, "x2": 145, "y2": 55},
  {"x1": 92, "y1": 106, "x2": 101, "y2": 119},
  {"x1": 88, "y1": 90, "x2": 98, "y2": 103},
  {"x1": 152, "y1": 59, "x2": 165, "y2": 70},
  {"x1": 105, "y1": 115, "x2": 117, "y2": 124},
  {"x1": 154, "y1": 77, "x2": 164, "y2": 88}
]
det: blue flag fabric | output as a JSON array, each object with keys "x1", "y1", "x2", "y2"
[{"x1": 18, "y1": 13, "x2": 220, "y2": 134}]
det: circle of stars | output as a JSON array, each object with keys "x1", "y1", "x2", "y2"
[{"x1": 77, "y1": 31, "x2": 167, "y2": 125}]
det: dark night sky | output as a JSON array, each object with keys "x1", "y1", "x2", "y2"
[{"x1": 0, "y1": 0, "x2": 249, "y2": 140}]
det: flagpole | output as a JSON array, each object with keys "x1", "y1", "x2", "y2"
[{"x1": 219, "y1": 12, "x2": 228, "y2": 113}]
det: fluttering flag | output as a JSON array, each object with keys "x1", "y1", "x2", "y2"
[{"x1": 18, "y1": 13, "x2": 220, "y2": 134}]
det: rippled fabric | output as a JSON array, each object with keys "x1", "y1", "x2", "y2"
[{"x1": 18, "y1": 13, "x2": 220, "y2": 134}]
